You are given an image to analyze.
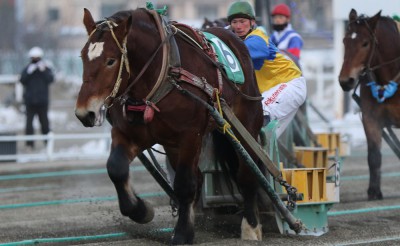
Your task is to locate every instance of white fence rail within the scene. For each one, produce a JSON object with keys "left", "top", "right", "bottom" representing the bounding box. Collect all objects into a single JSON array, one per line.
[{"left": 0, "top": 132, "right": 111, "bottom": 162}]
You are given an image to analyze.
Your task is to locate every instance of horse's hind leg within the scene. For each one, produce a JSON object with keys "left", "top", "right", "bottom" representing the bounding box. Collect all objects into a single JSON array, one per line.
[
  {"left": 238, "top": 160, "right": 262, "bottom": 240},
  {"left": 107, "top": 129, "right": 154, "bottom": 223},
  {"left": 363, "top": 119, "right": 383, "bottom": 200},
  {"left": 169, "top": 144, "right": 203, "bottom": 245},
  {"left": 213, "top": 131, "right": 262, "bottom": 240}
]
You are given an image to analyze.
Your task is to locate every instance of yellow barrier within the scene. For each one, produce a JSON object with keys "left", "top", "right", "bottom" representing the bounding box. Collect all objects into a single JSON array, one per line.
[
  {"left": 282, "top": 167, "right": 327, "bottom": 203},
  {"left": 316, "top": 133, "right": 341, "bottom": 157},
  {"left": 294, "top": 146, "right": 328, "bottom": 168}
]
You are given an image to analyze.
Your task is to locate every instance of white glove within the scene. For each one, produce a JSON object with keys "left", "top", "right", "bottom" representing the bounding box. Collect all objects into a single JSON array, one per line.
[
  {"left": 27, "top": 63, "right": 37, "bottom": 74},
  {"left": 37, "top": 61, "right": 47, "bottom": 72}
]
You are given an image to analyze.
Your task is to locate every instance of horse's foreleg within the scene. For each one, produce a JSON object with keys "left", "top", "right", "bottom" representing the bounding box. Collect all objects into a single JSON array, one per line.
[
  {"left": 238, "top": 162, "right": 262, "bottom": 241},
  {"left": 363, "top": 119, "right": 383, "bottom": 200},
  {"left": 107, "top": 131, "right": 154, "bottom": 223},
  {"left": 367, "top": 144, "right": 383, "bottom": 200}
]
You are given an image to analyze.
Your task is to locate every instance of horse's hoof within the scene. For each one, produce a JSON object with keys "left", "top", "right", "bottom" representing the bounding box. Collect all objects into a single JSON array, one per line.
[
  {"left": 170, "top": 228, "right": 194, "bottom": 245},
  {"left": 170, "top": 234, "right": 194, "bottom": 245},
  {"left": 367, "top": 188, "right": 383, "bottom": 201},
  {"left": 241, "top": 218, "right": 262, "bottom": 241},
  {"left": 128, "top": 198, "right": 154, "bottom": 224}
]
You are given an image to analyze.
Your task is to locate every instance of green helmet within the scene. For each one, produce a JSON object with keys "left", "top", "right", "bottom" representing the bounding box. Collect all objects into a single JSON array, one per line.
[{"left": 227, "top": 1, "right": 256, "bottom": 22}]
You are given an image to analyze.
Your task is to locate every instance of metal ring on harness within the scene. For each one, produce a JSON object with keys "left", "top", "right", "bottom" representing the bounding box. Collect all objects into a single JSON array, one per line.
[{"left": 103, "top": 95, "right": 115, "bottom": 109}]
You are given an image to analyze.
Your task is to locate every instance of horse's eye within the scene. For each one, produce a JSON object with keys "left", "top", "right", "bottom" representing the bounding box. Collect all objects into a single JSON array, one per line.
[
  {"left": 106, "top": 59, "right": 116, "bottom": 66},
  {"left": 362, "top": 41, "right": 369, "bottom": 47}
]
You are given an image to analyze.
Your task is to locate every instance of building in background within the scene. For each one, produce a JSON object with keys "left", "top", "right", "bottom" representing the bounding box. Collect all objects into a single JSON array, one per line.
[
  {"left": 5, "top": 0, "right": 333, "bottom": 51},
  {"left": 13, "top": 0, "right": 234, "bottom": 50}
]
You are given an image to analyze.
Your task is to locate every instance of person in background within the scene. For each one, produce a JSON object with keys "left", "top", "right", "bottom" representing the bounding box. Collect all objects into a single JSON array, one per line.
[
  {"left": 20, "top": 47, "right": 54, "bottom": 150},
  {"left": 227, "top": 0, "right": 307, "bottom": 137},
  {"left": 270, "top": 3, "right": 303, "bottom": 64}
]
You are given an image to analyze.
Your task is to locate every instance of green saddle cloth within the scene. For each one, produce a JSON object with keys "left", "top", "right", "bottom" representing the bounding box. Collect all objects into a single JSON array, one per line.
[{"left": 203, "top": 32, "right": 245, "bottom": 84}]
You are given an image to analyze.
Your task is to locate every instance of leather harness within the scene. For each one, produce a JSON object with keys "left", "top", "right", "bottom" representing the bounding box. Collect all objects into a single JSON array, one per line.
[{"left": 117, "top": 11, "right": 224, "bottom": 123}]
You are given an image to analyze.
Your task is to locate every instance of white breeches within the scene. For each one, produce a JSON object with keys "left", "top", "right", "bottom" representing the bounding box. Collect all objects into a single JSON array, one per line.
[{"left": 261, "top": 76, "right": 307, "bottom": 137}]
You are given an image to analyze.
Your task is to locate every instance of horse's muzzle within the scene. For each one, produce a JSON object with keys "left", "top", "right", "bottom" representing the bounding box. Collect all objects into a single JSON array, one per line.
[
  {"left": 75, "top": 110, "right": 97, "bottom": 127},
  {"left": 339, "top": 77, "right": 356, "bottom": 91}
]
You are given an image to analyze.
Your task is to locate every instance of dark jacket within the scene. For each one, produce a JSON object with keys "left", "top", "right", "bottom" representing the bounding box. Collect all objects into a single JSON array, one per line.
[{"left": 20, "top": 61, "right": 54, "bottom": 105}]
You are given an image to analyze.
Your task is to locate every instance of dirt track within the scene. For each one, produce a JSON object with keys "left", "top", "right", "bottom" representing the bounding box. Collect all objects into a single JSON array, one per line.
[{"left": 1, "top": 143, "right": 400, "bottom": 245}]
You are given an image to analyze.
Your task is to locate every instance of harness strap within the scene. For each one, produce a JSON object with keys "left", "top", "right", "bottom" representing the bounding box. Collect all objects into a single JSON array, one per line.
[
  {"left": 170, "top": 67, "right": 215, "bottom": 99},
  {"left": 127, "top": 104, "right": 147, "bottom": 111},
  {"left": 174, "top": 25, "right": 262, "bottom": 101},
  {"left": 173, "top": 24, "right": 223, "bottom": 94},
  {"left": 145, "top": 10, "right": 171, "bottom": 101},
  {"left": 118, "top": 10, "right": 174, "bottom": 104},
  {"left": 119, "top": 11, "right": 181, "bottom": 123},
  {"left": 198, "top": 31, "right": 224, "bottom": 94}
]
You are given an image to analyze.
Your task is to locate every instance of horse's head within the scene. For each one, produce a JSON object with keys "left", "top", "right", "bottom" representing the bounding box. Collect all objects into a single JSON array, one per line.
[
  {"left": 201, "top": 17, "right": 213, "bottom": 30},
  {"left": 201, "top": 17, "right": 229, "bottom": 30},
  {"left": 338, "top": 9, "right": 381, "bottom": 91},
  {"left": 75, "top": 8, "right": 132, "bottom": 127}
]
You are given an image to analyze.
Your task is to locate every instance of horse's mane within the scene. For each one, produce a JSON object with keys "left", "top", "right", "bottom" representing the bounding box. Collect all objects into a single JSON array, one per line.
[
  {"left": 90, "top": 10, "right": 133, "bottom": 39},
  {"left": 92, "top": 8, "right": 159, "bottom": 40},
  {"left": 95, "top": 10, "right": 133, "bottom": 25},
  {"left": 349, "top": 13, "right": 399, "bottom": 36},
  {"left": 201, "top": 17, "right": 229, "bottom": 30},
  {"left": 353, "top": 14, "right": 395, "bottom": 25}
]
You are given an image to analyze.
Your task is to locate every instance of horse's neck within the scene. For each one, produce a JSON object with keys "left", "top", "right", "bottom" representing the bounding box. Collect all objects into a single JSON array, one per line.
[
  {"left": 127, "top": 10, "right": 185, "bottom": 103},
  {"left": 373, "top": 53, "right": 399, "bottom": 82},
  {"left": 373, "top": 23, "right": 400, "bottom": 82}
]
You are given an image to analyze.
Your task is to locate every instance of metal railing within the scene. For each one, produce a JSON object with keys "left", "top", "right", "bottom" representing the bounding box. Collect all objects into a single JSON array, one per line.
[{"left": 0, "top": 132, "right": 111, "bottom": 162}]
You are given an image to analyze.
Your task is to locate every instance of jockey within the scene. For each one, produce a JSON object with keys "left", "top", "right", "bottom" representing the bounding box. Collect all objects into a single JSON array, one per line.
[
  {"left": 270, "top": 3, "right": 303, "bottom": 63},
  {"left": 227, "top": 0, "right": 307, "bottom": 137}
]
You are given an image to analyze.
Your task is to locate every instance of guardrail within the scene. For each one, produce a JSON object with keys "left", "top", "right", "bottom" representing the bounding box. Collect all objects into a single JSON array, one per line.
[
  {"left": 0, "top": 132, "right": 111, "bottom": 162},
  {"left": 0, "top": 74, "right": 19, "bottom": 84}
]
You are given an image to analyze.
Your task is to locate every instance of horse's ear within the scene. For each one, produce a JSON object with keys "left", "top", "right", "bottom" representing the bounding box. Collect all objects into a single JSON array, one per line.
[
  {"left": 368, "top": 10, "right": 382, "bottom": 30},
  {"left": 83, "top": 8, "right": 96, "bottom": 36},
  {"left": 349, "top": 9, "right": 358, "bottom": 21}
]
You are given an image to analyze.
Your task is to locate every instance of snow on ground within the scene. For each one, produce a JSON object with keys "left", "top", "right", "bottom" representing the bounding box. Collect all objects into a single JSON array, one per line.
[
  {"left": 0, "top": 105, "right": 71, "bottom": 133},
  {"left": 0, "top": 106, "right": 24, "bottom": 132}
]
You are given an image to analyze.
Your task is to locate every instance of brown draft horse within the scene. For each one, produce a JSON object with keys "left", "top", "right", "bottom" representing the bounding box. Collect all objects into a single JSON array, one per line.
[
  {"left": 339, "top": 9, "right": 400, "bottom": 200},
  {"left": 75, "top": 8, "right": 264, "bottom": 244}
]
